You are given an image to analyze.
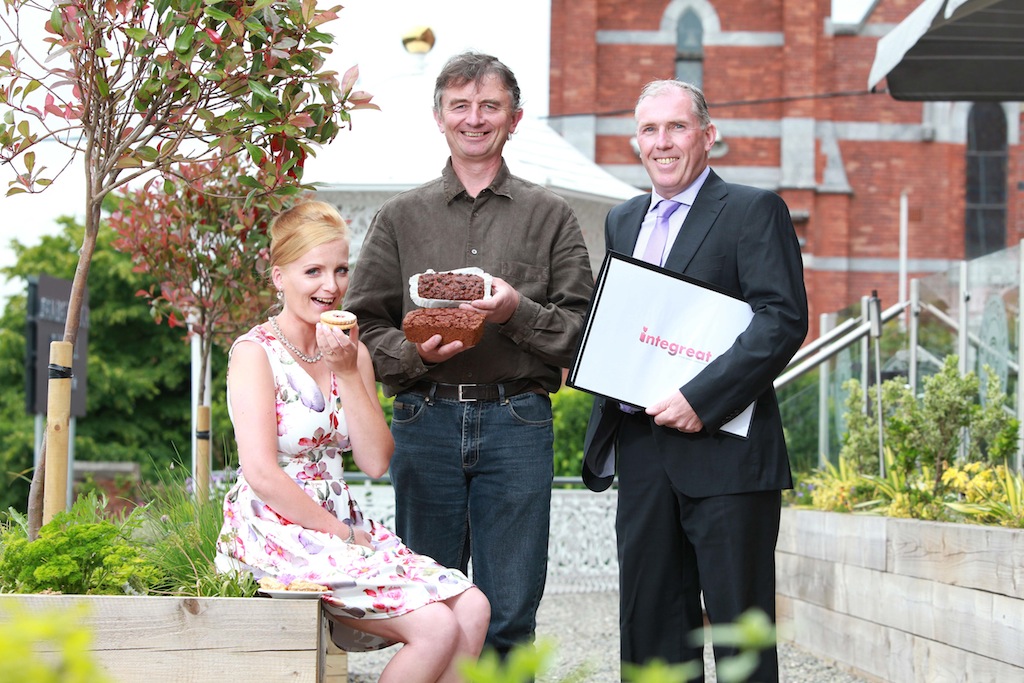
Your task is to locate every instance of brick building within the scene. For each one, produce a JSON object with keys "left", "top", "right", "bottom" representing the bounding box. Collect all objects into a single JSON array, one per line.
[{"left": 547, "top": 0, "right": 1024, "bottom": 338}]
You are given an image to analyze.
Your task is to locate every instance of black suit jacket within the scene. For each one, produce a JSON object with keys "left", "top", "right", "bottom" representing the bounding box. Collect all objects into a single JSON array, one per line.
[{"left": 582, "top": 169, "right": 808, "bottom": 496}]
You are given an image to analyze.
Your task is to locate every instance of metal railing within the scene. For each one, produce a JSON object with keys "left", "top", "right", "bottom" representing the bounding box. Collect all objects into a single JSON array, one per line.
[{"left": 774, "top": 245, "right": 1024, "bottom": 474}]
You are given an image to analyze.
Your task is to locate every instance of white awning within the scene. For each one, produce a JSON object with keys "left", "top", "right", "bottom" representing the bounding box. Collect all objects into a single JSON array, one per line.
[{"left": 868, "top": 0, "right": 1024, "bottom": 101}]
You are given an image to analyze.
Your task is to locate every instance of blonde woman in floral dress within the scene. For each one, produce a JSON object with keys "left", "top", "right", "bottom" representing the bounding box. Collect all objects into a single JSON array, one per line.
[{"left": 216, "top": 201, "right": 489, "bottom": 682}]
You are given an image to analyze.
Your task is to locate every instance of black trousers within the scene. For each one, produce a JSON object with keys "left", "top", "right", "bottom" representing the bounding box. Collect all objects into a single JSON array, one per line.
[{"left": 616, "top": 416, "right": 781, "bottom": 683}]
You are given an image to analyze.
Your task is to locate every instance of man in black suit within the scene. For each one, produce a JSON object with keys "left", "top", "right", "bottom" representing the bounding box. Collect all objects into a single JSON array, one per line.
[{"left": 582, "top": 80, "right": 808, "bottom": 682}]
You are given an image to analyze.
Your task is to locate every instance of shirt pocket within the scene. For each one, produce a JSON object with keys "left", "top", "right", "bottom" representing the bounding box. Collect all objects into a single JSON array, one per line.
[{"left": 499, "top": 261, "right": 550, "bottom": 301}]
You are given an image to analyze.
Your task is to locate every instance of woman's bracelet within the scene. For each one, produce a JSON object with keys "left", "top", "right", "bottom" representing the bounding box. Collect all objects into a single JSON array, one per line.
[{"left": 343, "top": 522, "right": 355, "bottom": 543}]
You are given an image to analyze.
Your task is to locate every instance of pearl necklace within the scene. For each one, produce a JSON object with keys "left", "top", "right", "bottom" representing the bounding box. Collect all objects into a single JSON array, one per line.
[{"left": 269, "top": 316, "right": 322, "bottom": 364}]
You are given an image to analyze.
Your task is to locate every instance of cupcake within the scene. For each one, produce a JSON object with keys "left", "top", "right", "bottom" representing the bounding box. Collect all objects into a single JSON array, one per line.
[{"left": 320, "top": 310, "right": 357, "bottom": 333}]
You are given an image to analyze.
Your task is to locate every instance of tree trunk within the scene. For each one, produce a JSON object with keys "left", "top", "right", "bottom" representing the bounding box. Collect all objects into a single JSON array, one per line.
[
  {"left": 26, "top": 194, "right": 102, "bottom": 534},
  {"left": 26, "top": 446, "right": 45, "bottom": 540}
]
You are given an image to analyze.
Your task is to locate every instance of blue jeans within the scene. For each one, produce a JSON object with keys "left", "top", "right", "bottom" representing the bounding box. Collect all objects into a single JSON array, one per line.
[{"left": 390, "top": 389, "right": 554, "bottom": 653}]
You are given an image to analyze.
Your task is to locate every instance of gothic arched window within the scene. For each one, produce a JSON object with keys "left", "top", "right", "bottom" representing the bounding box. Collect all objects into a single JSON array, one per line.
[
  {"left": 965, "top": 103, "right": 1007, "bottom": 259},
  {"left": 675, "top": 9, "right": 704, "bottom": 87}
]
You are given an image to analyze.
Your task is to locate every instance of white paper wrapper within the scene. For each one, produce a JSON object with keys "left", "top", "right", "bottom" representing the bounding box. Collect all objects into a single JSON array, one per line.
[{"left": 409, "top": 267, "right": 493, "bottom": 308}]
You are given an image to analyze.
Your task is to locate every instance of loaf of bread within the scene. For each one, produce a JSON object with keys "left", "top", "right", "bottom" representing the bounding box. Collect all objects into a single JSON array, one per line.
[
  {"left": 409, "top": 268, "right": 493, "bottom": 308},
  {"left": 417, "top": 272, "right": 486, "bottom": 301},
  {"left": 403, "top": 308, "right": 485, "bottom": 346}
]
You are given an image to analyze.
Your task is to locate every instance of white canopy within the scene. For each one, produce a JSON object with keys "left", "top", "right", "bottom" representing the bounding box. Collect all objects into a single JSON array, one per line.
[{"left": 868, "top": 0, "right": 1024, "bottom": 101}]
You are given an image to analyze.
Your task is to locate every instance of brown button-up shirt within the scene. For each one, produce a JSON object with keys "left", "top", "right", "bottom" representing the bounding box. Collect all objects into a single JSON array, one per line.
[{"left": 345, "top": 159, "right": 594, "bottom": 396}]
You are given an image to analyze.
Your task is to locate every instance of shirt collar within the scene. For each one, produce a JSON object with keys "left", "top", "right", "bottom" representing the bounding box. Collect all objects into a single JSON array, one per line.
[
  {"left": 648, "top": 165, "right": 712, "bottom": 213},
  {"left": 442, "top": 158, "right": 514, "bottom": 203}
]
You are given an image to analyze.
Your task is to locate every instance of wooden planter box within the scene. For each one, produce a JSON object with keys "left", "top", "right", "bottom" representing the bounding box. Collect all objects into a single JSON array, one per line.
[
  {"left": 0, "top": 594, "right": 347, "bottom": 682},
  {"left": 776, "top": 508, "right": 1024, "bottom": 681}
]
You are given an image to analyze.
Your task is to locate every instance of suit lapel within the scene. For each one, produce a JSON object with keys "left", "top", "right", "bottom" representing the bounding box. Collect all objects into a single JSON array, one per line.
[
  {"left": 613, "top": 195, "right": 650, "bottom": 254},
  {"left": 664, "top": 171, "right": 727, "bottom": 273}
]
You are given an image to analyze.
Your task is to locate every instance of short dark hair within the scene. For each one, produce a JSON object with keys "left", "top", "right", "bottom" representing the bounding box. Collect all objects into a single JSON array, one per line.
[{"left": 433, "top": 51, "right": 522, "bottom": 113}]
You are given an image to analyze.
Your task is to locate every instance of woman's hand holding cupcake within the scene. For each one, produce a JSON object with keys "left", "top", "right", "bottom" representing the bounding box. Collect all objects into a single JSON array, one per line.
[{"left": 317, "top": 310, "right": 360, "bottom": 377}]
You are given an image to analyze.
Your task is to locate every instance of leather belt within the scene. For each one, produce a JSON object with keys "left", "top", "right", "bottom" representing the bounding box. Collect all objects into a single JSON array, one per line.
[{"left": 409, "top": 380, "right": 545, "bottom": 402}]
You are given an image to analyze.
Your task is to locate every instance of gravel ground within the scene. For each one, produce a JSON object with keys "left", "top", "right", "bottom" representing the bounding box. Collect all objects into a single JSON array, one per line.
[{"left": 346, "top": 591, "right": 870, "bottom": 682}]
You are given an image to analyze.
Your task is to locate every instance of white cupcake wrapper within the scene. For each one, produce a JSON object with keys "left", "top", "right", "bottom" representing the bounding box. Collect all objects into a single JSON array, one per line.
[{"left": 409, "top": 267, "right": 493, "bottom": 308}]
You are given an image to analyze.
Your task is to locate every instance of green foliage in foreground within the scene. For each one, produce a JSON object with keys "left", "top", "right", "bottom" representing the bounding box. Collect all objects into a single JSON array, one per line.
[
  {"left": 0, "top": 601, "right": 112, "bottom": 683},
  {"left": 459, "top": 608, "right": 777, "bottom": 683}
]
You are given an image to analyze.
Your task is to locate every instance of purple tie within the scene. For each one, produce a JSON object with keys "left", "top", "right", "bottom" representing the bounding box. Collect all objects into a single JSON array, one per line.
[{"left": 642, "top": 200, "right": 682, "bottom": 266}]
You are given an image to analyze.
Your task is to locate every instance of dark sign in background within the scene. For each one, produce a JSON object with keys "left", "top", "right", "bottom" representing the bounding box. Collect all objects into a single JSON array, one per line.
[{"left": 25, "top": 274, "right": 89, "bottom": 417}]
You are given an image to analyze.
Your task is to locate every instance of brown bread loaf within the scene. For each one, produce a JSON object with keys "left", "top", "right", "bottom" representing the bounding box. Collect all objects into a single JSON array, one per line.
[
  {"left": 417, "top": 272, "right": 486, "bottom": 301},
  {"left": 403, "top": 308, "right": 486, "bottom": 346}
]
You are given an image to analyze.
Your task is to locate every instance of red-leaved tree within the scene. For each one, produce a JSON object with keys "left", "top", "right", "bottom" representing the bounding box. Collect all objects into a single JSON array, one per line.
[
  {"left": 0, "top": 0, "right": 376, "bottom": 533},
  {"left": 110, "top": 155, "right": 305, "bottom": 409}
]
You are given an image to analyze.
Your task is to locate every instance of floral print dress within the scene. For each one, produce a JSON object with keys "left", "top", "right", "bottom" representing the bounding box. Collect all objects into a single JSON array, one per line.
[{"left": 215, "top": 324, "right": 475, "bottom": 652}]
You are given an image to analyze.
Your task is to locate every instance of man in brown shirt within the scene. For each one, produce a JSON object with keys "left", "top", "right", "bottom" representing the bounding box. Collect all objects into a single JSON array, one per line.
[{"left": 345, "top": 51, "right": 593, "bottom": 656}]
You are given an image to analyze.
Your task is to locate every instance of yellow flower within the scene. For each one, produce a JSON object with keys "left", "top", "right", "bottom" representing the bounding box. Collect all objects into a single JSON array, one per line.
[{"left": 942, "top": 467, "right": 969, "bottom": 491}]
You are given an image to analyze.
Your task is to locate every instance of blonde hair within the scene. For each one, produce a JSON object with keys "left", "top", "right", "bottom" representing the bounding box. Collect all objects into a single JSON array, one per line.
[{"left": 269, "top": 201, "right": 349, "bottom": 269}]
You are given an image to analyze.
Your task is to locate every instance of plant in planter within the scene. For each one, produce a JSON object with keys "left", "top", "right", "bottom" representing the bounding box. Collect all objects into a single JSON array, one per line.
[
  {"left": 0, "top": 492, "right": 160, "bottom": 595},
  {"left": 944, "top": 460, "right": 1024, "bottom": 527},
  {"left": 788, "top": 355, "right": 1022, "bottom": 525},
  {"left": 133, "top": 473, "right": 257, "bottom": 597},
  {"left": 0, "top": 478, "right": 255, "bottom": 597},
  {"left": 1, "top": 482, "right": 333, "bottom": 682}
]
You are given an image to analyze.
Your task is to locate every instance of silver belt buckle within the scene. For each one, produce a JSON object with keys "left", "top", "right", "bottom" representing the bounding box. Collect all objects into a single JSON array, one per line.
[{"left": 457, "top": 384, "right": 475, "bottom": 401}]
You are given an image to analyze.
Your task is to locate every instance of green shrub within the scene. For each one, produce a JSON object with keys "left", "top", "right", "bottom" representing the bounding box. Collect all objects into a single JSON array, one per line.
[
  {"left": 0, "top": 492, "right": 159, "bottom": 595},
  {"left": 838, "top": 356, "right": 1017, "bottom": 488},
  {"left": 551, "top": 386, "right": 593, "bottom": 480},
  {"left": 0, "top": 479, "right": 258, "bottom": 598}
]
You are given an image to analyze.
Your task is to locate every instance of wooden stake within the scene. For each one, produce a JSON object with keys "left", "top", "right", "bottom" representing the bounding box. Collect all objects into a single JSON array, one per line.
[
  {"left": 196, "top": 404, "right": 211, "bottom": 499},
  {"left": 43, "top": 341, "right": 73, "bottom": 524}
]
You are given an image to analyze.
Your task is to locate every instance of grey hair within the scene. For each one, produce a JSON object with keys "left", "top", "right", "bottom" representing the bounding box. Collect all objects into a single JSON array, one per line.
[
  {"left": 433, "top": 51, "right": 522, "bottom": 114},
  {"left": 635, "top": 80, "right": 711, "bottom": 129}
]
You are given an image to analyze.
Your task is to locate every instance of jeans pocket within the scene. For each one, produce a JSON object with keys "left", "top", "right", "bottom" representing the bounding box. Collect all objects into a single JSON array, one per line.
[
  {"left": 391, "top": 394, "right": 427, "bottom": 425},
  {"left": 505, "top": 392, "right": 553, "bottom": 426}
]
